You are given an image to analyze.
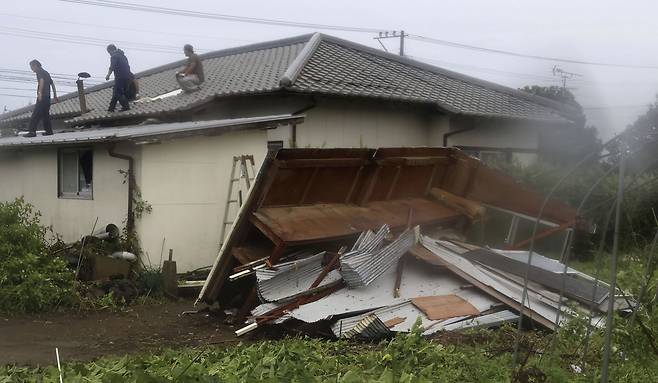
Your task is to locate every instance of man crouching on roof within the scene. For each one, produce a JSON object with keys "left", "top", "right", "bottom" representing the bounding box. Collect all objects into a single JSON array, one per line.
[{"left": 176, "top": 44, "right": 204, "bottom": 93}]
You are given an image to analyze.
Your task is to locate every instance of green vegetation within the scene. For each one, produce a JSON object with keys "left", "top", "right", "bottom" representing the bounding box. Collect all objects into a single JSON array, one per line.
[
  {"left": 1, "top": 317, "right": 657, "bottom": 382},
  {"left": 0, "top": 198, "right": 165, "bottom": 315},
  {"left": 0, "top": 198, "right": 77, "bottom": 313}
]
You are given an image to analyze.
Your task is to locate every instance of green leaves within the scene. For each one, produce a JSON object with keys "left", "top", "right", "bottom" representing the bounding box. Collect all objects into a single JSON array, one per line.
[{"left": 0, "top": 198, "right": 76, "bottom": 314}]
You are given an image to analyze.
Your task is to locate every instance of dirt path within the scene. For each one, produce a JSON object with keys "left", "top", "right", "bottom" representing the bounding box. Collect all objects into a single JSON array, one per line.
[{"left": 0, "top": 300, "right": 238, "bottom": 366}]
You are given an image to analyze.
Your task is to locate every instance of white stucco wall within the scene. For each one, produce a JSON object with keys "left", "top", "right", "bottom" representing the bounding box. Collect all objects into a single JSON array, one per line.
[
  {"left": 298, "top": 99, "right": 430, "bottom": 148},
  {"left": 135, "top": 129, "right": 268, "bottom": 272},
  {"left": 0, "top": 144, "right": 130, "bottom": 242}
]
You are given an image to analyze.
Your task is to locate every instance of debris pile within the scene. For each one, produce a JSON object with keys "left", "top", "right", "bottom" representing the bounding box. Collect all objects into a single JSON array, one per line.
[{"left": 198, "top": 148, "right": 630, "bottom": 338}]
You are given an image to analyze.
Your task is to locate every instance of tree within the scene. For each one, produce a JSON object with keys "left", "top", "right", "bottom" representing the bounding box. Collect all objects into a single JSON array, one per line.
[{"left": 521, "top": 85, "right": 600, "bottom": 164}]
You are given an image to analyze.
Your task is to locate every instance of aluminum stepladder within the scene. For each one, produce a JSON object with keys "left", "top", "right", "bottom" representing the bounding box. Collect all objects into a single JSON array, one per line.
[{"left": 219, "top": 155, "right": 256, "bottom": 247}]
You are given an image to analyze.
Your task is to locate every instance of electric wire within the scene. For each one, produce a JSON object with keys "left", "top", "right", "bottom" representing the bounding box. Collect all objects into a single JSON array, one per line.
[{"left": 59, "top": 0, "right": 383, "bottom": 33}]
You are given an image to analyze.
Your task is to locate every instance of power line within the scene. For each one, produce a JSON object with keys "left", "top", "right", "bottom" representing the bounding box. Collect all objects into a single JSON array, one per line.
[
  {"left": 407, "top": 34, "right": 658, "bottom": 70},
  {"left": 59, "top": 0, "right": 658, "bottom": 70},
  {"left": 410, "top": 55, "right": 559, "bottom": 83},
  {"left": 0, "top": 12, "right": 256, "bottom": 44},
  {"left": 0, "top": 25, "right": 185, "bottom": 54},
  {"left": 0, "top": 93, "right": 34, "bottom": 99},
  {"left": 59, "top": 0, "right": 382, "bottom": 33}
]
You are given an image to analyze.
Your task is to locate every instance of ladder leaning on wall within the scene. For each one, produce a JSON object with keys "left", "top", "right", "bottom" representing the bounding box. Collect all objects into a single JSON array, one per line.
[{"left": 219, "top": 155, "right": 256, "bottom": 248}]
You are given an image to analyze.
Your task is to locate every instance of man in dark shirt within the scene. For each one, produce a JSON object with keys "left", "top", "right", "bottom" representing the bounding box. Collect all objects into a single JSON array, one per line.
[
  {"left": 105, "top": 44, "right": 132, "bottom": 112},
  {"left": 176, "top": 44, "right": 204, "bottom": 92},
  {"left": 26, "top": 59, "right": 58, "bottom": 137}
]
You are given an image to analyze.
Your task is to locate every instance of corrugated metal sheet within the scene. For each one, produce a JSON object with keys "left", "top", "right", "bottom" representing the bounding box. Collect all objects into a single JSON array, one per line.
[
  {"left": 441, "top": 310, "right": 519, "bottom": 332},
  {"left": 0, "top": 114, "right": 302, "bottom": 148},
  {"left": 340, "top": 226, "right": 416, "bottom": 288},
  {"left": 335, "top": 314, "right": 392, "bottom": 339},
  {"left": 266, "top": 257, "right": 498, "bottom": 324},
  {"left": 255, "top": 251, "right": 342, "bottom": 303}
]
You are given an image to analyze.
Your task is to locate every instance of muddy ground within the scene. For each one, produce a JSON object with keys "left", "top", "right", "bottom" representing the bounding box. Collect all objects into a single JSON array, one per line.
[{"left": 0, "top": 300, "right": 239, "bottom": 366}]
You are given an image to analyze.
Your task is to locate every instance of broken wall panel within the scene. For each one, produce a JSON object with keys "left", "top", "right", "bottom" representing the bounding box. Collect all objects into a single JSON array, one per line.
[{"left": 411, "top": 295, "right": 480, "bottom": 321}]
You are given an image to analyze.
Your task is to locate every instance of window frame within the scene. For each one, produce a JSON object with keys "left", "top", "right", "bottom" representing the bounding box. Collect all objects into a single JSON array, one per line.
[{"left": 57, "top": 147, "right": 94, "bottom": 200}]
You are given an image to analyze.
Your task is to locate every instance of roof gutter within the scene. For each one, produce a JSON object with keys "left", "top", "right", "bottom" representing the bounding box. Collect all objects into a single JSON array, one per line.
[
  {"left": 107, "top": 144, "right": 135, "bottom": 237},
  {"left": 443, "top": 126, "right": 475, "bottom": 147}
]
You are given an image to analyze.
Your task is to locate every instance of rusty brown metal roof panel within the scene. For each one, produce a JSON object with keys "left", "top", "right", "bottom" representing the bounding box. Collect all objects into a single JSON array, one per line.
[
  {"left": 199, "top": 147, "right": 577, "bottom": 306},
  {"left": 252, "top": 199, "right": 460, "bottom": 245}
]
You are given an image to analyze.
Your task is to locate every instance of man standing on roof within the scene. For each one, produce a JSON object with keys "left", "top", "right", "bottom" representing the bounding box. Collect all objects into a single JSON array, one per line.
[
  {"left": 105, "top": 44, "right": 132, "bottom": 112},
  {"left": 26, "top": 60, "right": 58, "bottom": 138},
  {"left": 176, "top": 44, "right": 204, "bottom": 93}
]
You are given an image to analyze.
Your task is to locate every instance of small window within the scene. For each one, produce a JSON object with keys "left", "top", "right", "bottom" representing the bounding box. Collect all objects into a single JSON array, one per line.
[{"left": 58, "top": 148, "right": 93, "bottom": 199}]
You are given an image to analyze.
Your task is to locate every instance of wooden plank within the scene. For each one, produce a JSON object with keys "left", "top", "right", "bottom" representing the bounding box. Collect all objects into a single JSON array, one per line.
[
  {"left": 411, "top": 295, "right": 480, "bottom": 321},
  {"left": 277, "top": 158, "right": 366, "bottom": 169},
  {"left": 386, "top": 166, "right": 402, "bottom": 200},
  {"left": 300, "top": 167, "right": 320, "bottom": 204},
  {"left": 249, "top": 214, "right": 285, "bottom": 247},
  {"left": 429, "top": 188, "right": 485, "bottom": 219},
  {"left": 376, "top": 157, "right": 450, "bottom": 167},
  {"left": 384, "top": 317, "right": 407, "bottom": 328},
  {"left": 506, "top": 220, "right": 574, "bottom": 250},
  {"left": 252, "top": 199, "right": 463, "bottom": 245}
]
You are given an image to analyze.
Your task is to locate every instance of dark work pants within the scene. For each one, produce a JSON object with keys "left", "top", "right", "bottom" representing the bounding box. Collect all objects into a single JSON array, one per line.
[
  {"left": 109, "top": 78, "right": 131, "bottom": 111},
  {"left": 27, "top": 101, "right": 53, "bottom": 134}
]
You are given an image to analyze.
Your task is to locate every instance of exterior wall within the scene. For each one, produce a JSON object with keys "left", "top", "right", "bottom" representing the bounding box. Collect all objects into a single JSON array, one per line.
[
  {"left": 446, "top": 118, "right": 546, "bottom": 165},
  {"left": 135, "top": 130, "right": 268, "bottom": 272},
  {"left": 297, "top": 98, "right": 430, "bottom": 148},
  {"left": 0, "top": 144, "right": 130, "bottom": 242},
  {"left": 0, "top": 94, "right": 567, "bottom": 272}
]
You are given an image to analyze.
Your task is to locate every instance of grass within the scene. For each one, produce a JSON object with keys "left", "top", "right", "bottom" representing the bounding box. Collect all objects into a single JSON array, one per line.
[{"left": 2, "top": 321, "right": 658, "bottom": 383}]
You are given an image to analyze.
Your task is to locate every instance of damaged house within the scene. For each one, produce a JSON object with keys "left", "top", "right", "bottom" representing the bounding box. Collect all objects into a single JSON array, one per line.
[
  {"left": 0, "top": 33, "right": 581, "bottom": 272},
  {"left": 198, "top": 148, "right": 630, "bottom": 337}
]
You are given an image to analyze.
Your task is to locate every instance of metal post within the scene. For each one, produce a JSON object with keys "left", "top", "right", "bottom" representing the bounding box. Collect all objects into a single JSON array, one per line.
[
  {"left": 601, "top": 145, "right": 626, "bottom": 383},
  {"left": 505, "top": 215, "right": 520, "bottom": 246}
]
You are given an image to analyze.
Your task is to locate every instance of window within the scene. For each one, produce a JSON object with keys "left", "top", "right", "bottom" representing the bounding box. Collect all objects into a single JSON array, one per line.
[{"left": 58, "top": 148, "right": 93, "bottom": 199}]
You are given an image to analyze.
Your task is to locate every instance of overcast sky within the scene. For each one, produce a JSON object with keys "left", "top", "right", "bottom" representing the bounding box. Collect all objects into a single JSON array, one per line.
[{"left": 2, "top": 0, "right": 658, "bottom": 139}]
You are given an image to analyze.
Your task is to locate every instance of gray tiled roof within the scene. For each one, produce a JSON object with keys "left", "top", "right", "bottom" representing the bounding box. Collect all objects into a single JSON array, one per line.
[
  {"left": 0, "top": 33, "right": 578, "bottom": 127},
  {"left": 293, "top": 39, "right": 568, "bottom": 122}
]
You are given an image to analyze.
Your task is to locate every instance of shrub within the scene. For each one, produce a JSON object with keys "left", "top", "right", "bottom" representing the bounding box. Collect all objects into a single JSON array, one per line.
[{"left": 0, "top": 198, "right": 77, "bottom": 313}]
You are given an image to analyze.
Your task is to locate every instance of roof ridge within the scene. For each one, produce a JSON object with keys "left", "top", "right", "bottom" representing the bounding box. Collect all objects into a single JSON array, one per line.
[
  {"left": 279, "top": 33, "right": 323, "bottom": 87},
  {"left": 315, "top": 33, "right": 581, "bottom": 120},
  {"left": 0, "top": 33, "right": 315, "bottom": 122}
]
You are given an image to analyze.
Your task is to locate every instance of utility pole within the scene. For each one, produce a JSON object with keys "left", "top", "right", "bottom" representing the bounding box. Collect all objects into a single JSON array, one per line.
[
  {"left": 552, "top": 66, "right": 581, "bottom": 91},
  {"left": 374, "top": 30, "right": 408, "bottom": 56}
]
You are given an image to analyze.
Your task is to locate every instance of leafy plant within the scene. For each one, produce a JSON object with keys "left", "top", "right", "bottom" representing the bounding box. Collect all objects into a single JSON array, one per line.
[{"left": 0, "top": 198, "right": 77, "bottom": 313}]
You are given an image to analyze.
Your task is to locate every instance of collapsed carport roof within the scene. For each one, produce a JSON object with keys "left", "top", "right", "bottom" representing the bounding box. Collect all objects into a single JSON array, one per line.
[{"left": 198, "top": 147, "right": 577, "bottom": 305}]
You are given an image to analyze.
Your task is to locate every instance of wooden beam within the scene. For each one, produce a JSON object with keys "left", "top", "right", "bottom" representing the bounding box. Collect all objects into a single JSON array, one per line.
[
  {"left": 345, "top": 166, "right": 363, "bottom": 203},
  {"left": 277, "top": 158, "right": 366, "bottom": 169},
  {"left": 249, "top": 215, "right": 285, "bottom": 248},
  {"left": 359, "top": 165, "right": 381, "bottom": 205},
  {"left": 385, "top": 166, "right": 402, "bottom": 200},
  {"left": 506, "top": 220, "right": 574, "bottom": 250},
  {"left": 300, "top": 167, "right": 320, "bottom": 204}
]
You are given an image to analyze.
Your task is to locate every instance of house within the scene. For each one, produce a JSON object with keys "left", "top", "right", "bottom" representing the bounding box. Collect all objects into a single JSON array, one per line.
[{"left": 0, "top": 33, "right": 580, "bottom": 272}]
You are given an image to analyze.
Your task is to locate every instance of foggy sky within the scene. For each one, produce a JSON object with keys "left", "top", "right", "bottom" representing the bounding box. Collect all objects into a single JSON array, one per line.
[{"left": 2, "top": 0, "right": 658, "bottom": 139}]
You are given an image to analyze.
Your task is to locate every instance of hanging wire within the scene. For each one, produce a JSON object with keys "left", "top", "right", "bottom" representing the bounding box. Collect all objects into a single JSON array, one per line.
[
  {"left": 628, "top": 229, "right": 658, "bottom": 326},
  {"left": 511, "top": 133, "right": 623, "bottom": 368},
  {"left": 547, "top": 137, "right": 658, "bottom": 356}
]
